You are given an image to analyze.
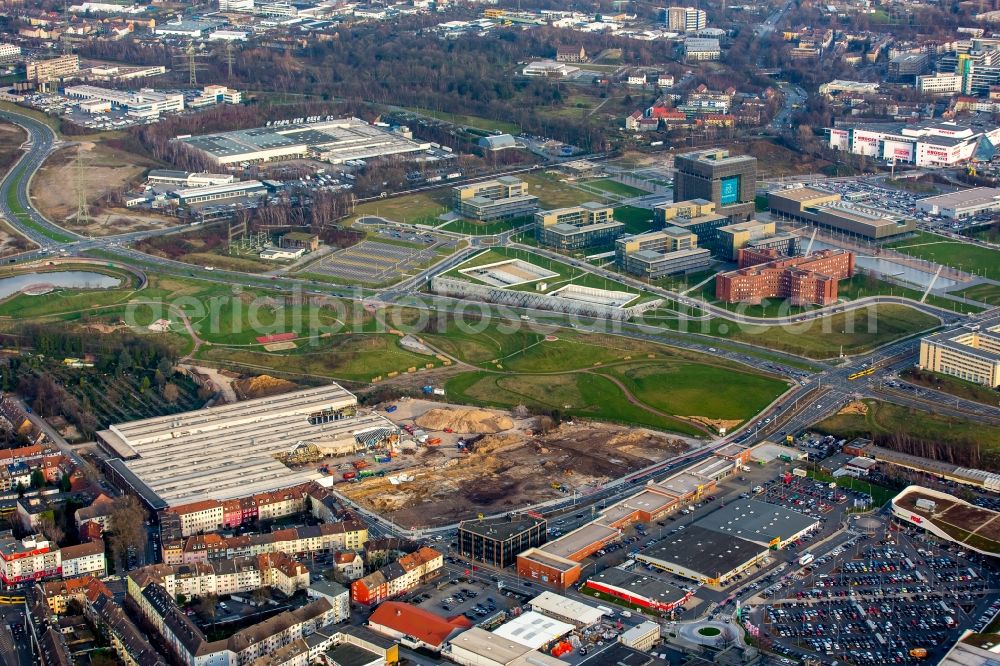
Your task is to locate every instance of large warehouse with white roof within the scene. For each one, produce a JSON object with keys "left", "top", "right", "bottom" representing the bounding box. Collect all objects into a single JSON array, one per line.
[
  {"left": 96, "top": 384, "right": 398, "bottom": 509},
  {"left": 178, "top": 118, "right": 430, "bottom": 165}
]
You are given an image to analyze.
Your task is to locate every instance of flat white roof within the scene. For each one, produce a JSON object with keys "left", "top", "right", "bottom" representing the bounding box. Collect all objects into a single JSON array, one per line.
[
  {"left": 529, "top": 591, "right": 605, "bottom": 626},
  {"left": 917, "top": 187, "right": 1000, "bottom": 210},
  {"left": 99, "top": 384, "right": 397, "bottom": 506},
  {"left": 493, "top": 611, "right": 574, "bottom": 650}
]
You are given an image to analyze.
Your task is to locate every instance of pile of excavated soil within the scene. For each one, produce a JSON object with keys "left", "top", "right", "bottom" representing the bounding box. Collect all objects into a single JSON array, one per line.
[
  {"left": 838, "top": 401, "right": 869, "bottom": 416},
  {"left": 415, "top": 407, "right": 514, "bottom": 434},
  {"left": 234, "top": 374, "right": 298, "bottom": 399},
  {"left": 684, "top": 416, "right": 742, "bottom": 432}
]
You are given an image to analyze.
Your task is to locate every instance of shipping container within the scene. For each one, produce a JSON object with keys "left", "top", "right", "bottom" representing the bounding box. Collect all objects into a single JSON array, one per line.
[
  {"left": 342, "top": 472, "right": 357, "bottom": 480},
  {"left": 427, "top": 437, "right": 442, "bottom": 445}
]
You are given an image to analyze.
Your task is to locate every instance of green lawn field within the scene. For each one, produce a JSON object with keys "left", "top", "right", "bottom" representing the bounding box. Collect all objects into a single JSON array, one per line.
[
  {"left": 446, "top": 370, "right": 704, "bottom": 435},
  {"left": 583, "top": 178, "right": 648, "bottom": 198},
  {"left": 351, "top": 190, "right": 450, "bottom": 225},
  {"left": 406, "top": 108, "right": 520, "bottom": 135},
  {"left": 814, "top": 399, "right": 1000, "bottom": 471},
  {"left": 599, "top": 361, "right": 788, "bottom": 421},
  {"left": 887, "top": 232, "right": 1000, "bottom": 280},
  {"left": 520, "top": 172, "right": 604, "bottom": 208},
  {"left": 953, "top": 282, "right": 1000, "bottom": 305},
  {"left": 197, "top": 333, "right": 437, "bottom": 382},
  {"left": 613, "top": 205, "right": 655, "bottom": 234}
]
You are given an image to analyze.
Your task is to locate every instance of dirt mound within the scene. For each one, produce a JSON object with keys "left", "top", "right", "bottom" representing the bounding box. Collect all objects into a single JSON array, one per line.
[
  {"left": 684, "top": 416, "right": 742, "bottom": 432},
  {"left": 415, "top": 407, "right": 514, "bottom": 434},
  {"left": 838, "top": 401, "right": 869, "bottom": 416},
  {"left": 234, "top": 375, "right": 298, "bottom": 399}
]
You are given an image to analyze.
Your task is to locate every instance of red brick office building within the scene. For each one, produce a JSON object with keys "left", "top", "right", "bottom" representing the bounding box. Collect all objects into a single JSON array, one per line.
[{"left": 716, "top": 248, "right": 855, "bottom": 305}]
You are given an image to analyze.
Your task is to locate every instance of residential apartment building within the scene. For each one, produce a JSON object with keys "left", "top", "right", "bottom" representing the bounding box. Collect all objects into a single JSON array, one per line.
[
  {"left": 652, "top": 199, "right": 730, "bottom": 253},
  {"left": 42, "top": 575, "right": 111, "bottom": 616},
  {"left": 0, "top": 44, "right": 20, "bottom": 63},
  {"left": 615, "top": 227, "right": 712, "bottom": 278},
  {"left": 0, "top": 532, "right": 60, "bottom": 585},
  {"left": 674, "top": 149, "right": 757, "bottom": 222},
  {"left": 715, "top": 248, "right": 855, "bottom": 305},
  {"left": 454, "top": 176, "right": 539, "bottom": 221},
  {"left": 920, "top": 319, "right": 1000, "bottom": 387},
  {"left": 85, "top": 592, "right": 169, "bottom": 666},
  {"left": 131, "top": 581, "right": 337, "bottom": 666},
  {"left": 59, "top": 541, "right": 106, "bottom": 579},
  {"left": 666, "top": 6, "right": 706, "bottom": 31},
  {"left": 171, "top": 520, "right": 368, "bottom": 566},
  {"left": 129, "top": 551, "right": 310, "bottom": 601},
  {"left": 458, "top": 515, "right": 547, "bottom": 568},
  {"left": 167, "top": 485, "right": 311, "bottom": 537},
  {"left": 350, "top": 546, "right": 443, "bottom": 604},
  {"left": 74, "top": 493, "right": 115, "bottom": 533},
  {"left": 683, "top": 38, "right": 721, "bottom": 61},
  {"left": 535, "top": 202, "right": 624, "bottom": 250}
]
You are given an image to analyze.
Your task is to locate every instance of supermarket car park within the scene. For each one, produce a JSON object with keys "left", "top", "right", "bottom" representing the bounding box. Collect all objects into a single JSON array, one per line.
[{"left": 751, "top": 520, "right": 1000, "bottom": 664}]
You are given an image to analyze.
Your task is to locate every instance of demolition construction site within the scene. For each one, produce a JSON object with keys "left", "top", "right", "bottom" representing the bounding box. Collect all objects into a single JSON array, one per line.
[{"left": 336, "top": 398, "right": 692, "bottom": 529}]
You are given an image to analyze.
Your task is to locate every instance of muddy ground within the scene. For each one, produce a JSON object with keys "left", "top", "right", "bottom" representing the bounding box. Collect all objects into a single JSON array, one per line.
[{"left": 340, "top": 400, "right": 693, "bottom": 528}]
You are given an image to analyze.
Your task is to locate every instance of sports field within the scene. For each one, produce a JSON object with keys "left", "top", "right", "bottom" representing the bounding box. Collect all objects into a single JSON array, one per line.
[{"left": 887, "top": 232, "right": 1000, "bottom": 280}]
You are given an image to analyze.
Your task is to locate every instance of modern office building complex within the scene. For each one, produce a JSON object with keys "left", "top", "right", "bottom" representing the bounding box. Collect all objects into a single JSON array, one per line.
[
  {"left": 717, "top": 220, "right": 797, "bottom": 261},
  {"left": 666, "top": 6, "right": 706, "bottom": 31},
  {"left": 916, "top": 187, "right": 1000, "bottom": 220},
  {"left": 615, "top": 227, "right": 712, "bottom": 278},
  {"left": 715, "top": 248, "right": 855, "bottom": 305},
  {"left": 920, "top": 319, "right": 1000, "bottom": 387},
  {"left": 179, "top": 118, "right": 430, "bottom": 166},
  {"left": 653, "top": 199, "right": 730, "bottom": 254},
  {"left": 458, "top": 515, "right": 547, "bottom": 568},
  {"left": 827, "top": 120, "right": 1000, "bottom": 167},
  {"left": 674, "top": 149, "right": 757, "bottom": 222},
  {"left": 454, "top": 176, "right": 539, "bottom": 221},
  {"left": 535, "top": 202, "right": 624, "bottom": 250},
  {"left": 768, "top": 186, "right": 916, "bottom": 239}
]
